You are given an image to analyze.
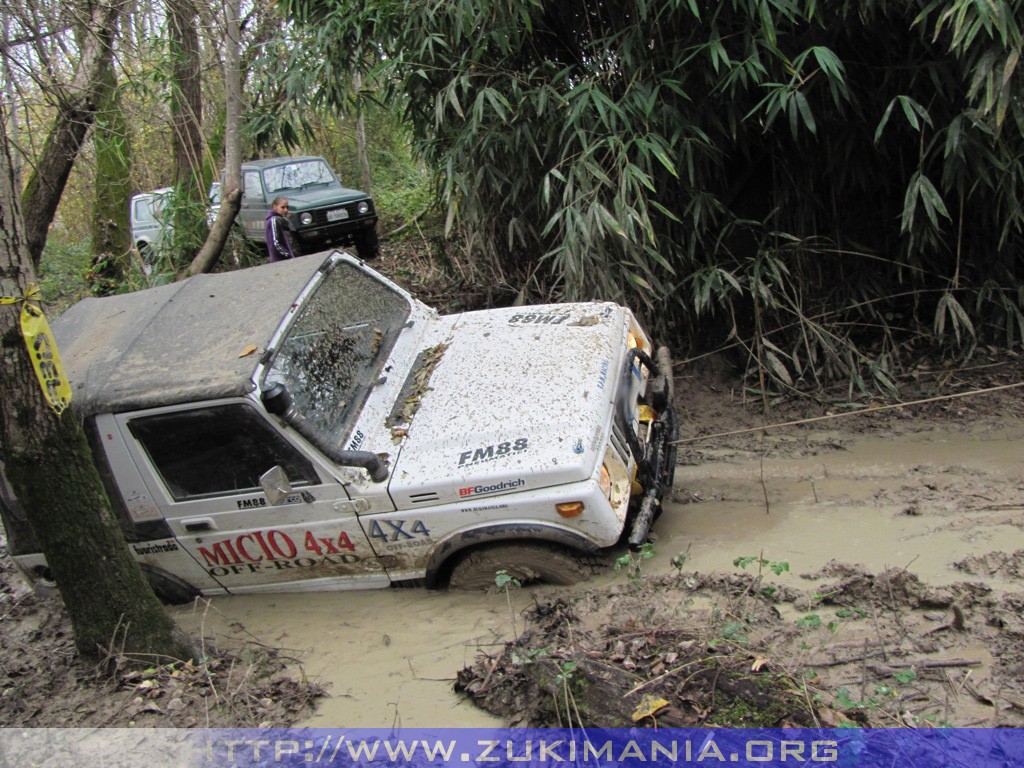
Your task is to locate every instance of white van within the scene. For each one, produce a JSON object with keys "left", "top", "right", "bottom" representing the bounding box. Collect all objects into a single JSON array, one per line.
[{"left": 129, "top": 188, "right": 173, "bottom": 272}]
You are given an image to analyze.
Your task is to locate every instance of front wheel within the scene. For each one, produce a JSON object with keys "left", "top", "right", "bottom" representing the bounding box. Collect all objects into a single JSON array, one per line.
[
  {"left": 354, "top": 227, "right": 380, "bottom": 260},
  {"left": 448, "top": 543, "right": 600, "bottom": 590}
]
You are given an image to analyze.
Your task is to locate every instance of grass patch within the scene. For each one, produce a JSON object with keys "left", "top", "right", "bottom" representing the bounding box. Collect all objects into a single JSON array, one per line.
[{"left": 38, "top": 233, "right": 93, "bottom": 314}]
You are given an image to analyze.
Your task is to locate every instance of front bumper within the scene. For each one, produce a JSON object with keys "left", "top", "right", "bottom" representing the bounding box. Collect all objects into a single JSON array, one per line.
[{"left": 296, "top": 216, "right": 377, "bottom": 250}]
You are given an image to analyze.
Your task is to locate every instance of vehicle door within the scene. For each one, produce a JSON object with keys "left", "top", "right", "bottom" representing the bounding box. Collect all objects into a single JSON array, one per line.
[
  {"left": 115, "top": 399, "right": 389, "bottom": 593},
  {"left": 238, "top": 169, "right": 267, "bottom": 243},
  {"left": 130, "top": 195, "right": 164, "bottom": 260}
]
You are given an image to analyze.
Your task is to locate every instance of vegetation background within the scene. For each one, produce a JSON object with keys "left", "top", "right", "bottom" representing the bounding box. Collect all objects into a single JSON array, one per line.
[{"left": 8, "top": 0, "right": 1024, "bottom": 397}]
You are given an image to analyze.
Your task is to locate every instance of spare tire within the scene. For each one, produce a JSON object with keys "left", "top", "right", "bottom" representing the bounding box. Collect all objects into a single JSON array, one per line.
[{"left": 448, "top": 543, "right": 600, "bottom": 591}]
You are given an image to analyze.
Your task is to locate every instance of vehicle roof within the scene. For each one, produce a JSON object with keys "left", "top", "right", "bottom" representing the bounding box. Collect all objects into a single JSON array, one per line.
[
  {"left": 241, "top": 156, "right": 326, "bottom": 170},
  {"left": 52, "top": 255, "right": 331, "bottom": 417},
  {"left": 132, "top": 187, "right": 172, "bottom": 200}
]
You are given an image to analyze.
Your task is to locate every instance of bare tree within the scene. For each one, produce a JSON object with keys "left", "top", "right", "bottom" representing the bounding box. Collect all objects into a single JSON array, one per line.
[
  {"left": 187, "top": 0, "right": 242, "bottom": 274},
  {"left": 0, "top": 98, "right": 190, "bottom": 661},
  {"left": 18, "top": 0, "right": 128, "bottom": 268}
]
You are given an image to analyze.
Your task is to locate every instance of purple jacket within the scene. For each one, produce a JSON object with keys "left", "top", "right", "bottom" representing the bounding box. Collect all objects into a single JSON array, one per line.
[{"left": 265, "top": 210, "right": 297, "bottom": 262}]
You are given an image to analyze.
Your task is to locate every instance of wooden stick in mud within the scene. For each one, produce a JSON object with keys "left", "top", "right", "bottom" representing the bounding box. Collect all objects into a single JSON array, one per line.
[{"left": 869, "top": 658, "right": 983, "bottom": 674}]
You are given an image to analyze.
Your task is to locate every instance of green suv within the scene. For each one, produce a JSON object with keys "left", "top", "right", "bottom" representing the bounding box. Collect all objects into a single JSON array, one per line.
[{"left": 235, "top": 156, "right": 379, "bottom": 260}]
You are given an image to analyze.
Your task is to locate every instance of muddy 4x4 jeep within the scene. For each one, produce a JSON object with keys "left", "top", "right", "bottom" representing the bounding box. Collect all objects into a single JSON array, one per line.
[
  {"left": 235, "top": 156, "right": 379, "bottom": 260},
  {"left": 1, "top": 252, "right": 676, "bottom": 601}
]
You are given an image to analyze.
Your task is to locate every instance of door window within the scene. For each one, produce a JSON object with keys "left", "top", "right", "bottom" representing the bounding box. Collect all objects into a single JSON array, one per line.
[
  {"left": 243, "top": 171, "right": 264, "bottom": 200},
  {"left": 134, "top": 198, "right": 153, "bottom": 222},
  {"left": 128, "top": 404, "right": 318, "bottom": 502}
]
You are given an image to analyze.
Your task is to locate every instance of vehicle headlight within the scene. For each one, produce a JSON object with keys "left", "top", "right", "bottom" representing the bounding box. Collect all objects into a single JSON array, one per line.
[
  {"left": 599, "top": 463, "right": 612, "bottom": 498},
  {"left": 357, "top": 201, "right": 370, "bottom": 215},
  {"left": 628, "top": 321, "right": 652, "bottom": 354},
  {"left": 602, "top": 447, "right": 630, "bottom": 523},
  {"left": 300, "top": 212, "right": 313, "bottom": 225},
  {"left": 556, "top": 501, "right": 585, "bottom": 518}
]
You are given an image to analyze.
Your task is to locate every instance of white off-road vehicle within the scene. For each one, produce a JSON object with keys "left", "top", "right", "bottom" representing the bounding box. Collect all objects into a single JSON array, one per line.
[{"left": 2, "top": 252, "right": 676, "bottom": 600}]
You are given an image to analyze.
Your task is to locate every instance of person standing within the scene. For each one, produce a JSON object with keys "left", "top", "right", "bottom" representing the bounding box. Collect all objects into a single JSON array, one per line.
[{"left": 265, "top": 197, "right": 298, "bottom": 262}]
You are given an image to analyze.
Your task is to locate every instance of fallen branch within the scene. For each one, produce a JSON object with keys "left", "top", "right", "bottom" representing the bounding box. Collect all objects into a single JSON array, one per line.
[{"left": 869, "top": 658, "right": 983, "bottom": 675}]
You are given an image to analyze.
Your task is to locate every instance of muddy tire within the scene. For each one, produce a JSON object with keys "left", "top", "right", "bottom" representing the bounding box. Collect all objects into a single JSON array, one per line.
[
  {"left": 355, "top": 227, "right": 380, "bottom": 260},
  {"left": 137, "top": 242, "right": 154, "bottom": 275},
  {"left": 448, "top": 543, "right": 599, "bottom": 590}
]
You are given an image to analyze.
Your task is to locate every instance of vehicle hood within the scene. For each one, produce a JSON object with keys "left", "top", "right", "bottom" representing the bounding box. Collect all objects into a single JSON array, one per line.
[
  {"left": 386, "top": 303, "right": 629, "bottom": 507},
  {"left": 282, "top": 186, "right": 369, "bottom": 209}
]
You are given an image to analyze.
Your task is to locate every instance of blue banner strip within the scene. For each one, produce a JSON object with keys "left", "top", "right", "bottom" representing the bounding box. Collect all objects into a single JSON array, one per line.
[
  {"left": 194, "top": 728, "right": 1023, "bottom": 768},
  {"left": 2, "top": 727, "right": 1023, "bottom": 767}
]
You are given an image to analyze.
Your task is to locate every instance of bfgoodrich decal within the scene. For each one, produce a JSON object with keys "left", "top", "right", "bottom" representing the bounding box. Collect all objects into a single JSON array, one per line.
[{"left": 459, "top": 479, "right": 526, "bottom": 498}]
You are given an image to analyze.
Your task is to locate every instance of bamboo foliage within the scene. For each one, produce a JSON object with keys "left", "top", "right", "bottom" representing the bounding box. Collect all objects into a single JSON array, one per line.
[{"left": 281, "top": 0, "right": 1024, "bottom": 391}]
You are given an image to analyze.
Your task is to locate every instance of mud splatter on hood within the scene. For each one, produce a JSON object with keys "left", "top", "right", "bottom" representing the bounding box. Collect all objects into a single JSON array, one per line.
[{"left": 387, "top": 303, "right": 630, "bottom": 506}]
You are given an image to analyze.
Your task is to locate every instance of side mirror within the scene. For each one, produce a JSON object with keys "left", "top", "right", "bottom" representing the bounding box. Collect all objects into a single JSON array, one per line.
[{"left": 259, "top": 465, "right": 293, "bottom": 506}]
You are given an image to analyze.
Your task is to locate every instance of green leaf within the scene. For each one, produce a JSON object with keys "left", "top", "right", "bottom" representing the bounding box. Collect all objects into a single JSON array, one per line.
[
  {"left": 764, "top": 349, "right": 793, "bottom": 385},
  {"left": 596, "top": 204, "right": 627, "bottom": 239},
  {"left": 642, "top": 139, "right": 679, "bottom": 179},
  {"left": 899, "top": 95, "right": 921, "bottom": 131},
  {"left": 626, "top": 271, "right": 654, "bottom": 291},
  {"left": 446, "top": 86, "right": 464, "bottom": 118},
  {"left": 916, "top": 172, "right": 950, "bottom": 228},
  {"left": 874, "top": 98, "right": 897, "bottom": 144},
  {"left": 811, "top": 46, "right": 845, "bottom": 81},
  {"left": 893, "top": 669, "right": 917, "bottom": 684},
  {"left": 793, "top": 90, "right": 816, "bottom": 135}
]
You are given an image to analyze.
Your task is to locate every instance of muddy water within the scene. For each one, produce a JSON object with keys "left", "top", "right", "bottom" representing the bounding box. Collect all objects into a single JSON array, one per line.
[
  {"left": 172, "top": 422, "right": 1024, "bottom": 727},
  {"left": 659, "top": 423, "right": 1024, "bottom": 589}
]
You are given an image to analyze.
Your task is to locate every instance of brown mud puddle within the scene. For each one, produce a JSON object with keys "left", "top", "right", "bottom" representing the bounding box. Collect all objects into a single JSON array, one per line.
[
  {"left": 180, "top": 419, "right": 1024, "bottom": 727},
  {"left": 661, "top": 423, "right": 1024, "bottom": 587}
]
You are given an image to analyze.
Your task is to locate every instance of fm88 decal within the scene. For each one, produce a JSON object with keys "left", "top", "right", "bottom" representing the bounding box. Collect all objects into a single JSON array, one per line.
[{"left": 458, "top": 437, "right": 528, "bottom": 467}]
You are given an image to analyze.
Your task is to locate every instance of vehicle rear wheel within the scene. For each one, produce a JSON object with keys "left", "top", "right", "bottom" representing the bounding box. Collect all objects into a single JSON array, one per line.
[
  {"left": 448, "top": 543, "right": 600, "bottom": 591},
  {"left": 139, "top": 564, "right": 200, "bottom": 605},
  {"left": 137, "top": 242, "right": 154, "bottom": 275}
]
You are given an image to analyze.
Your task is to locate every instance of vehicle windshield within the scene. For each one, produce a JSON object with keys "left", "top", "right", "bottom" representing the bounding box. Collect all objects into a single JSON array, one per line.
[
  {"left": 262, "top": 159, "right": 336, "bottom": 193},
  {"left": 262, "top": 261, "right": 410, "bottom": 446}
]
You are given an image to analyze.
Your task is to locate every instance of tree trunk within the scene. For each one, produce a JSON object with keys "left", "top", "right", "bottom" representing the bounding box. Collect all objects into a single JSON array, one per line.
[
  {"left": 2, "top": 10, "right": 20, "bottom": 190},
  {"left": 19, "top": 0, "right": 126, "bottom": 269},
  {"left": 167, "top": 0, "right": 205, "bottom": 266},
  {"left": 187, "top": 188, "right": 241, "bottom": 274},
  {"left": 353, "top": 71, "right": 372, "bottom": 194},
  {"left": 0, "top": 102, "right": 190, "bottom": 662},
  {"left": 187, "top": 0, "right": 242, "bottom": 276},
  {"left": 168, "top": 0, "right": 202, "bottom": 192},
  {"left": 90, "top": 63, "right": 133, "bottom": 294}
]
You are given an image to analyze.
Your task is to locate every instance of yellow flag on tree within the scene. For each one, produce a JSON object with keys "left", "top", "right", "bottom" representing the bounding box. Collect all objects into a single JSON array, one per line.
[{"left": 1, "top": 284, "right": 72, "bottom": 414}]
